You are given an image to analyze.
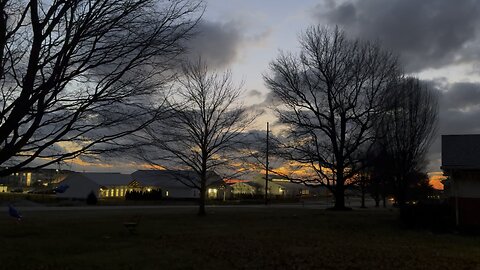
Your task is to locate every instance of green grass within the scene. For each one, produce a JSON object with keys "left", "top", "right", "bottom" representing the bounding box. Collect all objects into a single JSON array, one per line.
[{"left": 0, "top": 207, "right": 479, "bottom": 270}]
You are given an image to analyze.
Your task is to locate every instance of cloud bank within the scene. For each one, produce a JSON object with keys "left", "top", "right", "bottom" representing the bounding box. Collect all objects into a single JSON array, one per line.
[
  {"left": 313, "top": 0, "right": 480, "bottom": 72},
  {"left": 184, "top": 19, "right": 271, "bottom": 68}
]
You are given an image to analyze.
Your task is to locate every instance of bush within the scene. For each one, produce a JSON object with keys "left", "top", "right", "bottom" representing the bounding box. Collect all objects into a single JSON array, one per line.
[{"left": 86, "top": 191, "right": 98, "bottom": 205}]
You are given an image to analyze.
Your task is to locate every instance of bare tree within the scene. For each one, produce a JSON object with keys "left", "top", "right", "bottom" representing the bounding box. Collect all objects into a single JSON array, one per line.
[
  {"left": 0, "top": 0, "right": 202, "bottom": 176},
  {"left": 374, "top": 77, "right": 438, "bottom": 206},
  {"left": 140, "top": 59, "right": 254, "bottom": 216},
  {"left": 264, "top": 26, "right": 399, "bottom": 210}
]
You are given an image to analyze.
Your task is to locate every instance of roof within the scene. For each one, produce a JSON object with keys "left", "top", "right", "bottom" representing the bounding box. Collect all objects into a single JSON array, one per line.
[
  {"left": 442, "top": 135, "right": 480, "bottom": 170},
  {"left": 78, "top": 172, "right": 133, "bottom": 186},
  {"left": 131, "top": 170, "right": 221, "bottom": 189},
  {"left": 224, "top": 179, "right": 249, "bottom": 184},
  {"left": 276, "top": 182, "right": 310, "bottom": 190}
]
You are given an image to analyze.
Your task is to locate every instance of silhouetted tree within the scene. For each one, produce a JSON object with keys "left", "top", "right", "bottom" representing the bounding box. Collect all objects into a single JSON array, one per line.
[
  {"left": 86, "top": 191, "right": 98, "bottom": 205},
  {"left": 374, "top": 77, "right": 438, "bottom": 206},
  {"left": 140, "top": 59, "right": 254, "bottom": 216},
  {"left": 0, "top": 0, "right": 202, "bottom": 176},
  {"left": 368, "top": 144, "right": 394, "bottom": 207},
  {"left": 264, "top": 26, "right": 399, "bottom": 210}
]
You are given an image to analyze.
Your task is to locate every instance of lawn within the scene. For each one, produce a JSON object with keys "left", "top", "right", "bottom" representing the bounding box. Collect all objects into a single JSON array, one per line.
[{"left": 0, "top": 206, "right": 479, "bottom": 270}]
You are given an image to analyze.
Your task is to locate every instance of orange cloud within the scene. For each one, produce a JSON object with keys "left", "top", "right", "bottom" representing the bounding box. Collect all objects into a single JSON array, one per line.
[{"left": 428, "top": 171, "right": 445, "bottom": 190}]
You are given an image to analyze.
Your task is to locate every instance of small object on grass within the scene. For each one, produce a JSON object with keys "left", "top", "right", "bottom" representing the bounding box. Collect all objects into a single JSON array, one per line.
[
  {"left": 8, "top": 204, "right": 22, "bottom": 221},
  {"left": 123, "top": 215, "right": 141, "bottom": 234}
]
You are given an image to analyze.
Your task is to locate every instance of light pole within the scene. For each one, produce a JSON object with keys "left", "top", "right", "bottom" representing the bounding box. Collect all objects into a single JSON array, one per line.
[{"left": 265, "top": 122, "right": 269, "bottom": 205}]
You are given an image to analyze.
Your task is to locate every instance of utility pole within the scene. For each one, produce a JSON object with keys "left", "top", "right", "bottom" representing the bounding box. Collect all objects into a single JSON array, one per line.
[{"left": 265, "top": 122, "right": 269, "bottom": 205}]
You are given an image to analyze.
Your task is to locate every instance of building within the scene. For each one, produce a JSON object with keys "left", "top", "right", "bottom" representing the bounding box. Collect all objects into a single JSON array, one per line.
[
  {"left": 230, "top": 181, "right": 262, "bottom": 197},
  {"left": 0, "top": 167, "right": 69, "bottom": 188},
  {"left": 131, "top": 170, "right": 231, "bottom": 200},
  {"left": 272, "top": 181, "right": 315, "bottom": 197},
  {"left": 56, "top": 172, "right": 132, "bottom": 199},
  {"left": 442, "top": 134, "right": 480, "bottom": 226}
]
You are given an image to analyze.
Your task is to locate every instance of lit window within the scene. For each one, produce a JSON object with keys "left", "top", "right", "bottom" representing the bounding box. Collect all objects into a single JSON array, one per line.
[
  {"left": 105, "top": 190, "right": 109, "bottom": 197},
  {"left": 115, "top": 189, "right": 119, "bottom": 197},
  {"left": 110, "top": 189, "right": 114, "bottom": 197},
  {"left": 147, "top": 188, "right": 152, "bottom": 192},
  {"left": 120, "top": 189, "right": 124, "bottom": 197},
  {"left": 166, "top": 191, "right": 169, "bottom": 197},
  {"left": 208, "top": 188, "right": 218, "bottom": 198}
]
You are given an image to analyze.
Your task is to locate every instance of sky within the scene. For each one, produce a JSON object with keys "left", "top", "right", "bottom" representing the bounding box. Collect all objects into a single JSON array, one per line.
[{"left": 70, "top": 0, "right": 480, "bottom": 188}]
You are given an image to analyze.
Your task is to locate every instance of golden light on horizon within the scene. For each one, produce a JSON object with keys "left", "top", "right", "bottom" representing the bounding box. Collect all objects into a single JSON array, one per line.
[{"left": 428, "top": 172, "right": 445, "bottom": 190}]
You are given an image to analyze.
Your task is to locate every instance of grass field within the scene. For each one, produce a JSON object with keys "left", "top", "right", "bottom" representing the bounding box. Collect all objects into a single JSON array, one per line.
[{"left": 0, "top": 206, "right": 479, "bottom": 270}]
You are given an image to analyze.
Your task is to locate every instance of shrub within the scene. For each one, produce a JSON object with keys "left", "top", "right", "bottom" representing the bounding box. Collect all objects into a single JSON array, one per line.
[{"left": 86, "top": 191, "right": 98, "bottom": 205}]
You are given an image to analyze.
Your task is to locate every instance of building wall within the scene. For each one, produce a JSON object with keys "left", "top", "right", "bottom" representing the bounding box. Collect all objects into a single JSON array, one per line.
[
  {"left": 100, "top": 186, "right": 129, "bottom": 198},
  {"left": 231, "top": 182, "right": 257, "bottom": 195},
  {"left": 446, "top": 170, "right": 480, "bottom": 226},
  {"left": 449, "top": 171, "right": 480, "bottom": 198},
  {"left": 56, "top": 175, "right": 100, "bottom": 199}
]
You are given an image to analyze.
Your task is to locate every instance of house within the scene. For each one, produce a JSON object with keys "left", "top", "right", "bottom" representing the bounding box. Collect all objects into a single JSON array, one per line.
[
  {"left": 131, "top": 170, "right": 231, "bottom": 200},
  {"left": 0, "top": 167, "right": 69, "bottom": 188},
  {"left": 230, "top": 181, "right": 262, "bottom": 197},
  {"left": 442, "top": 134, "right": 480, "bottom": 226},
  {"left": 56, "top": 172, "right": 132, "bottom": 199},
  {"left": 249, "top": 174, "right": 319, "bottom": 197},
  {"left": 273, "top": 181, "right": 316, "bottom": 197}
]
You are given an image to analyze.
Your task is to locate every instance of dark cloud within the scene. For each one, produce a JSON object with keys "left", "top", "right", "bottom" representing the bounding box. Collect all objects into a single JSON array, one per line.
[
  {"left": 184, "top": 20, "right": 243, "bottom": 68},
  {"left": 441, "top": 82, "right": 480, "bottom": 110},
  {"left": 184, "top": 20, "right": 270, "bottom": 68},
  {"left": 248, "top": 89, "right": 263, "bottom": 97},
  {"left": 426, "top": 81, "right": 480, "bottom": 171},
  {"left": 313, "top": 0, "right": 480, "bottom": 72}
]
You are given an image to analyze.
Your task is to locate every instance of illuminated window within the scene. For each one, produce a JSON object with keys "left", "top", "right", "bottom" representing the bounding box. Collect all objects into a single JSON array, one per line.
[
  {"left": 165, "top": 191, "right": 169, "bottom": 197},
  {"left": 105, "top": 190, "right": 109, "bottom": 197},
  {"left": 147, "top": 188, "right": 152, "bottom": 192},
  {"left": 26, "top": 173, "right": 32, "bottom": 187},
  {"left": 110, "top": 189, "right": 114, "bottom": 197},
  {"left": 208, "top": 188, "right": 218, "bottom": 198},
  {"left": 115, "top": 189, "right": 119, "bottom": 197},
  {"left": 120, "top": 189, "right": 124, "bottom": 196}
]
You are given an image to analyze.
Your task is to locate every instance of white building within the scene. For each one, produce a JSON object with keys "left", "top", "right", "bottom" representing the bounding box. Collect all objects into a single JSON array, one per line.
[
  {"left": 442, "top": 134, "right": 480, "bottom": 226},
  {"left": 131, "top": 170, "right": 230, "bottom": 199},
  {"left": 56, "top": 172, "right": 132, "bottom": 199}
]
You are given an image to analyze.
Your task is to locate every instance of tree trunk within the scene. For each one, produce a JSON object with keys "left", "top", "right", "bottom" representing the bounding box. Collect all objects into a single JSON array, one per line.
[
  {"left": 198, "top": 174, "right": 207, "bottom": 216},
  {"left": 382, "top": 177, "right": 386, "bottom": 208},
  {"left": 198, "top": 185, "right": 206, "bottom": 216},
  {"left": 361, "top": 187, "right": 366, "bottom": 208},
  {"left": 333, "top": 182, "right": 349, "bottom": 210},
  {"left": 360, "top": 175, "right": 366, "bottom": 208}
]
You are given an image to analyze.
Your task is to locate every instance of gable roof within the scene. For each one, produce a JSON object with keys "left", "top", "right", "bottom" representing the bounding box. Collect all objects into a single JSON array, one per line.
[
  {"left": 442, "top": 135, "right": 480, "bottom": 170},
  {"left": 131, "top": 170, "right": 222, "bottom": 189},
  {"left": 79, "top": 172, "right": 133, "bottom": 186}
]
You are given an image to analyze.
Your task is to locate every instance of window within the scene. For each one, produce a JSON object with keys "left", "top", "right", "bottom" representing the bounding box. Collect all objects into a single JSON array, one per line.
[
  {"left": 166, "top": 191, "right": 169, "bottom": 197},
  {"left": 208, "top": 188, "right": 218, "bottom": 198}
]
